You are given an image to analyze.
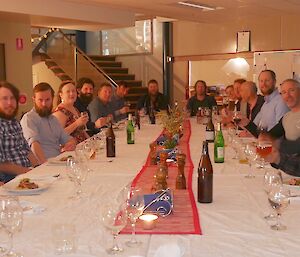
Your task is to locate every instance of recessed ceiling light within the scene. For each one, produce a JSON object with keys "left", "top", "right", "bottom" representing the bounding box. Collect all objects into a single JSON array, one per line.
[{"left": 177, "top": 1, "right": 216, "bottom": 11}]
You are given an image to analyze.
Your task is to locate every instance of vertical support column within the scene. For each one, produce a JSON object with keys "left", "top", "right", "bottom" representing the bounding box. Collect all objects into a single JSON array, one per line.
[{"left": 162, "top": 22, "right": 173, "bottom": 104}]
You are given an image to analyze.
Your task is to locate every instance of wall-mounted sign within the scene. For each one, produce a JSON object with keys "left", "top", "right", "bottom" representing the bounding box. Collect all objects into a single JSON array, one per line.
[
  {"left": 236, "top": 31, "right": 251, "bottom": 52},
  {"left": 19, "top": 93, "right": 27, "bottom": 105},
  {"left": 16, "top": 38, "right": 23, "bottom": 50}
]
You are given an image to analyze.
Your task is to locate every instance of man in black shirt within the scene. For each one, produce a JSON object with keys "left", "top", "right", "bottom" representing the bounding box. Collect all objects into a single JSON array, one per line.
[
  {"left": 136, "top": 79, "right": 168, "bottom": 113},
  {"left": 186, "top": 80, "right": 217, "bottom": 116},
  {"left": 74, "top": 77, "right": 100, "bottom": 136}
]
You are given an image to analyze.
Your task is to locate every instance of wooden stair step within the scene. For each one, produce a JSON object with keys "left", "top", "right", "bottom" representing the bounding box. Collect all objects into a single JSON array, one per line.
[
  {"left": 115, "top": 80, "right": 142, "bottom": 87},
  {"left": 88, "top": 55, "right": 116, "bottom": 62},
  {"left": 95, "top": 61, "right": 122, "bottom": 68},
  {"left": 102, "top": 67, "right": 128, "bottom": 74},
  {"left": 128, "top": 87, "right": 148, "bottom": 94},
  {"left": 108, "top": 74, "right": 135, "bottom": 80}
]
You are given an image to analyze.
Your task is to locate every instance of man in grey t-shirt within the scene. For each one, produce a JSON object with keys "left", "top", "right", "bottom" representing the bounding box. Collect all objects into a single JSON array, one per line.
[{"left": 21, "top": 83, "right": 75, "bottom": 163}]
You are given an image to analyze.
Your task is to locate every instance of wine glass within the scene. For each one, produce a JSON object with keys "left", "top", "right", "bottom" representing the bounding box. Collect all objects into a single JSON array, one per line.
[
  {"left": 0, "top": 196, "right": 23, "bottom": 257},
  {"left": 256, "top": 140, "right": 272, "bottom": 169},
  {"left": 231, "top": 138, "right": 240, "bottom": 159},
  {"left": 125, "top": 188, "right": 145, "bottom": 247},
  {"left": 232, "top": 110, "right": 241, "bottom": 135},
  {"left": 244, "top": 143, "right": 258, "bottom": 178},
  {"left": 263, "top": 170, "right": 283, "bottom": 220},
  {"left": 268, "top": 186, "right": 290, "bottom": 230},
  {"left": 68, "top": 161, "right": 88, "bottom": 200},
  {"left": 100, "top": 203, "right": 127, "bottom": 255},
  {"left": 80, "top": 111, "right": 89, "bottom": 131}
]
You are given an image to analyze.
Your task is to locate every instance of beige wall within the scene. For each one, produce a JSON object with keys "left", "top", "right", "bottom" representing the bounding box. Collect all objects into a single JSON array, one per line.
[
  {"left": 172, "top": 15, "right": 300, "bottom": 102},
  {"left": 0, "top": 20, "right": 32, "bottom": 118}
]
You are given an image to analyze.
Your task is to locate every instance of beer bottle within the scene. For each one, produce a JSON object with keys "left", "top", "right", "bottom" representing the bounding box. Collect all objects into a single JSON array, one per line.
[
  {"left": 127, "top": 113, "right": 135, "bottom": 144},
  {"left": 106, "top": 122, "right": 116, "bottom": 157},
  {"left": 205, "top": 115, "right": 215, "bottom": 143},
  {"left": 214, "top": 122, "right": 224, "bottom": 163},
  {"left": 149, "top": 106, "right": 156, "bottom": 124},
  {"left": 135, "top": 110, "right": 140, "bottom": 130},
  {"left": 198, "top": 141, "right": 213, "bottom": 203}
]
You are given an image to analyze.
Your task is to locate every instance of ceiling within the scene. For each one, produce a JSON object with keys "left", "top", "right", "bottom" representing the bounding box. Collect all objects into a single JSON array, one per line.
[
  {"left": 66, "top": 0, "right": 300, "bottom": 23},
  {"left": 1, "top": 0, "right": 300, "bottom": 30}
]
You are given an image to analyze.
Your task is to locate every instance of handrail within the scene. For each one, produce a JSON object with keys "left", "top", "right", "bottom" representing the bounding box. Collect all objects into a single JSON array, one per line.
[
  {"left": 31, "top": 28, "right": 118, "bottom": 88},
  {"left": 32, "top": 29, "right": 56, "bottom": 56}
]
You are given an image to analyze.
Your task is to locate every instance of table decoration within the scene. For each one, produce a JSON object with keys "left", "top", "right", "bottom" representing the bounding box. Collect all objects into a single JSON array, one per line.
[{"left": 121, "top": 120, "right": 202, "bottom": 235}]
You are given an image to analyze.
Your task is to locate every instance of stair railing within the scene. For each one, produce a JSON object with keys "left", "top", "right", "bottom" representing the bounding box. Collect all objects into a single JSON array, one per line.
[{"left": 32, "top": 28, "right": 118, "bottom": 88}]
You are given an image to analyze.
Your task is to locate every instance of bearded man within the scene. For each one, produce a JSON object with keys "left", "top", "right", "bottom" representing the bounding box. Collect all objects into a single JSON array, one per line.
[
  {"left": 74, "top": 77, "right": 100, "bottom": 135},
  {"left": 0, "top": 81, "right": 39, "bottom": 182},
  {"left": 21, "top": 82, "right": 75, "bottom": 163}
]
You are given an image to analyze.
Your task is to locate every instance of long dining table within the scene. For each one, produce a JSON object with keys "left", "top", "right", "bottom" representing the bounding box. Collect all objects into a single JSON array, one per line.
[{"left": 1, "top": 118, "right": 300, "bottom": 257}]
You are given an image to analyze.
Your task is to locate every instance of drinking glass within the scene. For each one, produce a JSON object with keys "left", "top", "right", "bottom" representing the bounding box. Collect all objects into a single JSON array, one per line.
[
  {"left": 256, "top": 140, "right": 272, "bottom": 169},
  {"left": 244, "top": 143, "right": 257, "bottom": 178},
  {"left": 67, "top": 161, "right": 88, "bottom": 200},
  {"left": 232, "top": 110, "right": 241, "bottom": 135},
  {"left": 80, "top": 111, "right": 89, "bottom": 131},
  {"left": 100, "top": 203, "right": 127, "bottom": 255},
  {"left": 263, "top": 170, "right": 283, "bottom": 220},
  {"left": 231, "top": 138, "right": 240, "bottom": 159},
  {"left": 0, "top": 196, "right": 23, "bottom": 257},
  {"left": 125, "top": 188, "right": 145, "bottom": 247},
  {"left": 268, "top": 186, "right": 290, "bottom": 230}
]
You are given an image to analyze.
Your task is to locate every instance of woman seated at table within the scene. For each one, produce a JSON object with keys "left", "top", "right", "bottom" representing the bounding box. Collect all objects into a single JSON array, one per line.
[
  {"left": 53, "top": 81, "right": 89, "bottom": 144},
  {"left": 186, "top": 80, "right": 217, "bottom": 116}
]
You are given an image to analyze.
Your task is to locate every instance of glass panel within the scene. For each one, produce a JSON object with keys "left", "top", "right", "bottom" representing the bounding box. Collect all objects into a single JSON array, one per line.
[
  {"left": 43, "top": 32, "right": 114, "bottom": 87},
  {"left": 102, "top": 20, "right": 152, "bottom": 55}
]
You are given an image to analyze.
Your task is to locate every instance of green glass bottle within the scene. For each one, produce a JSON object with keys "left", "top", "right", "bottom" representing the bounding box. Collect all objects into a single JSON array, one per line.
[
  {"left": 214, "top": 122, "right": 224, "bottom": 163},
  {"left": 127, "top": 113, "right": 135, "bottom": 144}
]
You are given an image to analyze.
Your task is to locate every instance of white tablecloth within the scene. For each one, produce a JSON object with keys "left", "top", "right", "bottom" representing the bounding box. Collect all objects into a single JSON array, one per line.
[{"left": 1, "top": 118, "right": 299, "bottom": 257}]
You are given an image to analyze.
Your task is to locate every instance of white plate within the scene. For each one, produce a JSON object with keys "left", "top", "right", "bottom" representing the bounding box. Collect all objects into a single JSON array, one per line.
[
  {"left": 3, "top": 181, "right": 51, "bottom": 195},
  {"left": 47, "top": 155, "right": 73, "bottom": 165},
  {"left": 283, "top": 179, "right": 300, "bottom": 189}
]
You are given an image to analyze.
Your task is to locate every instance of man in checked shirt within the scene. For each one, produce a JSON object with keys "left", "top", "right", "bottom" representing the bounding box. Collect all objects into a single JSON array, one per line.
[{"left": 0, "top": 81, "right": 39, "bottom": 183}]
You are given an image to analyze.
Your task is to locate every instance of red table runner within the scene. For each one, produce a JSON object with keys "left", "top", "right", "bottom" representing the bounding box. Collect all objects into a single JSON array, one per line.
[{"left": 121, "top": 120, "right": 202, "bottom": 235}]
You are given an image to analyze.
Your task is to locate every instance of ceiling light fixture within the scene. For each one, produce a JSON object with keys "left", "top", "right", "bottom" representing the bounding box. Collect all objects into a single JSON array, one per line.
[{"left": 177, "top": 1, "right": 215, "bottom": 11}]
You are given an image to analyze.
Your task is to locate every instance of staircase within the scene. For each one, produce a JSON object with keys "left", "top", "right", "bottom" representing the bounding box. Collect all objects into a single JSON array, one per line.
[{"left": 88, "top": 55, "right": 148, "bottom": 110}]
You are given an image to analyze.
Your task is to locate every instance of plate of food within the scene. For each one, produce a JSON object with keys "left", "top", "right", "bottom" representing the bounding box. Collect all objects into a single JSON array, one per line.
[
  {"left": 3, "top": 178, "right": 51, "bottom": 195},
  {"left": 283, "top": 178, "right": 300, "bottom": 189},
  {"left": 47, "top": 154, "right": 73, "bottom": 165}
]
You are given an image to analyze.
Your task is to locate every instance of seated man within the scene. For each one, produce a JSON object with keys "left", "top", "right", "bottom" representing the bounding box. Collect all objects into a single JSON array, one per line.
[
  {"left": 74, "top": 77, "right": 99, "bottom": 136},
  {"left": 0, "top": 81, "right": 39, "bottom": 182},
  {"left": 110, "top": 81, "right": 130, "bottom": 122},
  {"left": 258, "top": 79, "right": 300, "bottom": 176},
  {"left": 21, "top": 82, "right": 76, "bottom": 164},
  {"left": 233, "top": 78, "right": 247, "bottom": 115},
  {"left": 239, "top": 70, "right": 289, "bottom": 137},
  {"left": 136, "top": 79, "right": 168, "bottom": 113},
  {"left": 88, "top": 82, "right": 114, "bottom": 126},
  {"left": 240, "top": 81, "right": 264, "bottom": 121},
  {"left": 186, "top": 80, "right": 217, "bottom": 116}
]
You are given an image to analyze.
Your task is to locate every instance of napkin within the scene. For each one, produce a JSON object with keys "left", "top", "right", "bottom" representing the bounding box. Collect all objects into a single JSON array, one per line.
[
  {"left": 154, "top": 242, "right": 185, "bottom": 257},
  {"left": 20, "top": 201, "right": 46, "bottom": 215}
]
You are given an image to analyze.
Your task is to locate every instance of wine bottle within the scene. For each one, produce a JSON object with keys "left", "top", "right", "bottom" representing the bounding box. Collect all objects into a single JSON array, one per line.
[
  {"left": 198, "top": 141, "right": 213, "bottom": 203},
  {"left": 127, "top": 113, "right": 135, "bottom": 144},
  {"left": 214, "top": 122, "right": 224, "bottom": 163},
  {"left": 135, "top": 109, "right": 140, "bottom": 130},
  {"left": 106, "top": 122, "right": 115, "bottom": 157},
  {"left": 149, "top": 106, "right": 156, "bottom": 124},
  {"left": 205, "top": 115, "right": 215, "bottom": 143}
]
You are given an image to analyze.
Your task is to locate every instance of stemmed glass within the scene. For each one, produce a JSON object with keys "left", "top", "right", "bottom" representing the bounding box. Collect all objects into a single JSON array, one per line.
[
  {"left": 232, "top": 110, "right": 241, "bottom": 135},
  {"left": 80, "top": 111, "right": 89, "bottom": 131},
  {"left": 100, "top": 203, "right": 127, "bottom": 255},
  {"left": 244, "top": 143, "right": 258, "bottom": 178},
  {"left": 231, "top": 138, "right": 240, "bottom": 159},
  {"left": 67, "top": 160, "right": 88, "bottom": 200},
  {"left": 268, "top": 186, "right": 290, "bottom": 230},
  {"left": 0, "top": 196, "right": 23, "bottom": 257},
  {"left": 263, "top": 170, "right": 283, "bottom": 220},
  {"left": 125, "top": 188, "right": 145, "bottom": 247},
  {"left": 256, "top": 140, "right": 272, "bottom": 169}
]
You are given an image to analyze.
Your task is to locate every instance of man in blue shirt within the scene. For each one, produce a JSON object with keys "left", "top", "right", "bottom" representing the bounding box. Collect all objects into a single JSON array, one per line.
[
  {"left": 241, "top": 70, "right": 289, "bottom": 136},
  {"left": 21, "top": 83, "right": 75, "bottom": 163},
  {"left": 111, "top": 81, "right": 130, "bottom": 122},
  {"left": 0, "top": 81, "right": 39, "bottom": 182}
]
